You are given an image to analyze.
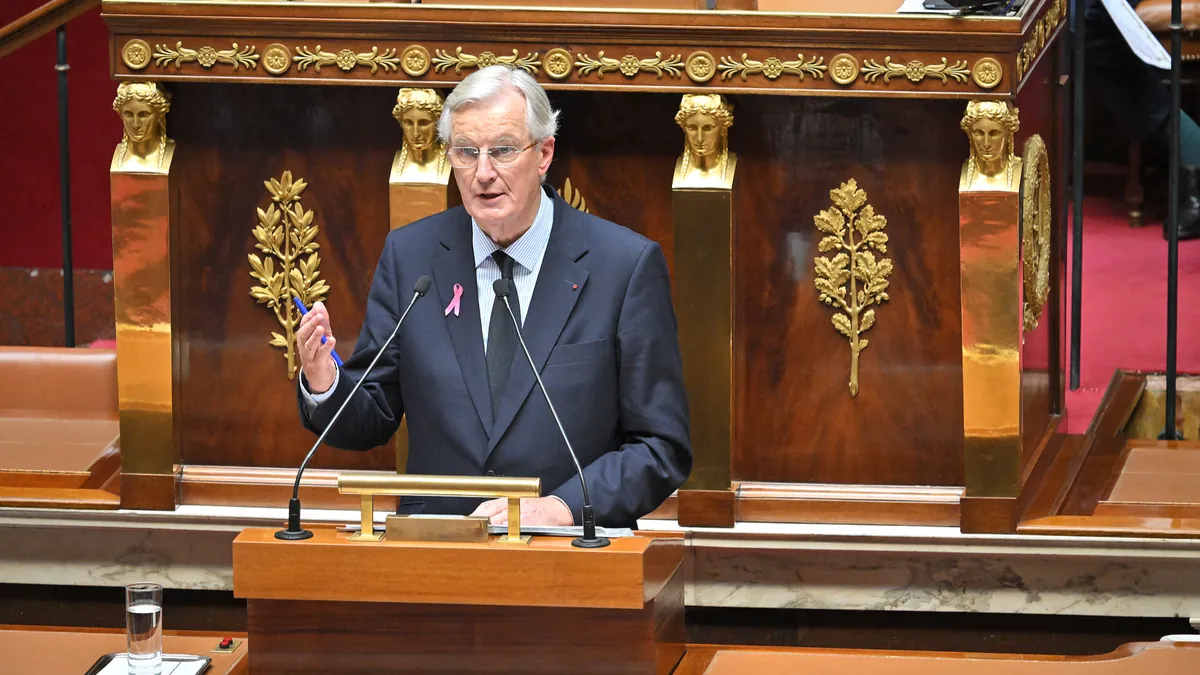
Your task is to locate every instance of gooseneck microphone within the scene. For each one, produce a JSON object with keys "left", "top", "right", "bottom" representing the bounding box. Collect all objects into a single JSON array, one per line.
[
  {"left": 493, "top": 278, "right": 610, "bottom": 549},
  {"left": 276, "top": 274, "right": 433, "bottom": 540}
]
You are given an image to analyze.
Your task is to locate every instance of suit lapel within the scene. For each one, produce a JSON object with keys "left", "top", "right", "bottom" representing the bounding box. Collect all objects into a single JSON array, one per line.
[
  {"left": 488, "top": 193, "right": 590, "bottom": 452},
  {"left": 431, "top": 211, "right": 493, "bottom": 436}
]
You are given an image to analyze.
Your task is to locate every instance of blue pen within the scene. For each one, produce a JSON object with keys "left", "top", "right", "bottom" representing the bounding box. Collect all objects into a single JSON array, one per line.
[{"left": 292, "top": 297, "right": 344, "bottom": 367}]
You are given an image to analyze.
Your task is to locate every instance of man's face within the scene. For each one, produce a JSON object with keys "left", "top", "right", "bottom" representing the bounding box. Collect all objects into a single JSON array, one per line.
[
  {"left": 450, "top": 88, "right": 554, "bottom": 245},
  {"left": 684, "top": 112, "right": 721, "bottom": 159},
  {"left": 970, "top": 118, "right": 1006, "bottom": 163},
  {"left": 400, "top": 108, "right": 436, "bottom": 152},
  {"left": 120, "top": 100, "right": 157, "bottom": 143}
]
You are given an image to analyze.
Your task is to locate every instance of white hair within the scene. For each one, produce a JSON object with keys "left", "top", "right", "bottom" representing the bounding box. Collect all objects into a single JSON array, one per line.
[{"left": 437, "top": 65, "right": 559, "bottom": 143}]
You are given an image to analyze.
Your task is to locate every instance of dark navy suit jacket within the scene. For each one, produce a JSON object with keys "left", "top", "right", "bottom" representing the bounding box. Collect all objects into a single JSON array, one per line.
[{"left": 299, "top": 186, "right": 691, "bottom": 527}]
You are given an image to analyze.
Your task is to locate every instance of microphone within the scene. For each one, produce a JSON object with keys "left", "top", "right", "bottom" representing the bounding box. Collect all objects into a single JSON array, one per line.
[
  {"left": 276, "top": 274, "right": 433, "bottom": 540},
  {"left": 493, "top": 278, "right": 610, "bottom": 549}
]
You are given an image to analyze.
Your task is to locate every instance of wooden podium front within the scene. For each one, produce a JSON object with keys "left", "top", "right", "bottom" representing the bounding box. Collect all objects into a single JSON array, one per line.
[{"left": 232, "top": 528, "right": 684, "bottom": 674}]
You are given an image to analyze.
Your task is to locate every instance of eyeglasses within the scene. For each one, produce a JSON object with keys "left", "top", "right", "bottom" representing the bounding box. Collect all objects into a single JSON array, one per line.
[{"left": 447, "top": 140, "right": 539, "bottom": 168}]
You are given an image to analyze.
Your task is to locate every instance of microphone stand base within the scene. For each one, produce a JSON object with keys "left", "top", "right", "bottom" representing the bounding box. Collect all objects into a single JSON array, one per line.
[
  {"left": 274, "top": 528, "right": 314, "bottom": 541},
  {"left": 571, "top": 535, "right": 611, "bottom": 548}
]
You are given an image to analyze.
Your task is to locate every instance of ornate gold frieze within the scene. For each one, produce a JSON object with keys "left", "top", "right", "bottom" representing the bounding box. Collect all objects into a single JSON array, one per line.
[
  {"left": 433, "top": 47, "right": 541, "bottom": 75},
  {"left": 685, "top": 51, "right": 717, "bottom": 83},
  {"left": 1016, "top": 0, "right": 1066, "bottom": 82},
  {"left": 544, "top": 48, "right": 574, "bottom": 80},
  {"left": 122, "top": 39, "right": 151, "bottom": 70},
  {"left": 575, "top": 51, "right": 683, "bottom": 79},
  {"left": 830, "top": 53, "right": 859, "bottom": 85},
  {"left": 263, "top": 43, "right": 292, "bottom": 76},
  {"left": 153, "top": 41, "right": 258, "bottom": 70},
  {"left": 248, "top": 171, "right": 330, "bottom": 380},
  {"left": 1021, "top": 134, "right": 1051, "bottom": 332},
  {"left": 563, "top": 177, "right": 590, "bottom": 214},
  {"left": 294, "top": 46, "right": 400, "bottom": 73},
  {"left": 718, "top": 53, "right": 826, "bottom": 81},
  {"left": 861, "top": 57, "right": 970, "bottom": 84},
  {"left": 813, "top": 179, "right": 892, "bottom": 398}
]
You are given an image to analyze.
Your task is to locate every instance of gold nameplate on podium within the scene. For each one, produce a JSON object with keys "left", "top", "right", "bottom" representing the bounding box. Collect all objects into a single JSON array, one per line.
[{"left": 338, "top": 473, "right": 541, "bottom": 545}]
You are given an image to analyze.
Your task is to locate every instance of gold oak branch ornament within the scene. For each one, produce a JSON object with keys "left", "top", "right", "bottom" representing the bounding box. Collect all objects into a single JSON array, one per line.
[
  {"left": 248, "top": 171, "right": 330, "bottom": 380},
  {"left": 813, "top": 179, "right": 893, "bottom": 397}
]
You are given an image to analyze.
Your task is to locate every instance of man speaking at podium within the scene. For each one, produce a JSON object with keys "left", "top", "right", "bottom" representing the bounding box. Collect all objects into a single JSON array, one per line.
[{"left": 295, "top": 65, "right": 691, "bottom": 529}]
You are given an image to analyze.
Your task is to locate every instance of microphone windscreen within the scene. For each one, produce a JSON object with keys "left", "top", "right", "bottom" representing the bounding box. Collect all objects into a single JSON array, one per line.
[
  {"left": 493, "top": 278, "right": 513, "bottom": 298},
  {"left": 413, "top": 275, "right": 433, "bottom": 296}
]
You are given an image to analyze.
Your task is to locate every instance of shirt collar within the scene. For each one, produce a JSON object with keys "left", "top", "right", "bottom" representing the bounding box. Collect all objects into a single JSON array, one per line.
[{"left": 471, "top": 188, "right": 554, "bottom": 272}]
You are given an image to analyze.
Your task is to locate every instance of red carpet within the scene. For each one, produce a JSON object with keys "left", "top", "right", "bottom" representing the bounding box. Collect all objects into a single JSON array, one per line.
[{"left": 1064, "top": 199, "right": 1200, "bottom": 432}]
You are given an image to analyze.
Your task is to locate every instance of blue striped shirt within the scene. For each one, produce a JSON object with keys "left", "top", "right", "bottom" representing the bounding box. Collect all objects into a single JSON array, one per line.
[{"left": 473, "top": 189, "right": 554, "bottom": 351}]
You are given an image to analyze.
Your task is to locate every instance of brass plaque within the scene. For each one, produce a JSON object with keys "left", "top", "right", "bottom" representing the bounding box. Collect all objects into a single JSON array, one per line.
[{"left": 385, "top": 514, "right": 489, "bottom": 543}]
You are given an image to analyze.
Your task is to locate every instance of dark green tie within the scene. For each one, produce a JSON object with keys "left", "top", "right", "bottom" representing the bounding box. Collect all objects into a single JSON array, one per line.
[{"left": 486, "top": 251, "right": 520, "bottom": 421}]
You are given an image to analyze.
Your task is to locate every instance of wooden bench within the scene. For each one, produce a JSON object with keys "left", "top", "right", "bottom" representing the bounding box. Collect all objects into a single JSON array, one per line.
[{"left": 0, "top": 346, "right": 120, "bottom": 508}]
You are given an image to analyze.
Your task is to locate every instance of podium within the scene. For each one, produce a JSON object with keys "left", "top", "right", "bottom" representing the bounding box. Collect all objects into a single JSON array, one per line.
[{"left": 232, "top": 527, "right": 684, "bottom": 674}]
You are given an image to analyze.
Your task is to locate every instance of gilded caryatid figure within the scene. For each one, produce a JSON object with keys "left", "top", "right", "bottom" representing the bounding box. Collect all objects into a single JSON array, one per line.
[
  {"left": 960, "top": 100, "right": 1021, "bottom": 193},
  {"left": 390, "top": 87, "right": 451, "bottom": 185},
  {"left": 112, "top": 82, "right": 174, "bottom": 174},
  {"left": 673, "top": 94, "right": 737, "bottom": 190}
]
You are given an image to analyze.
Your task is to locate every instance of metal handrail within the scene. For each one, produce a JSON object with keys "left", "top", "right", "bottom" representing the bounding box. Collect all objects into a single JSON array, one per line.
[{"left": 0, "top": 0, "right": 97, "bottom": 346}]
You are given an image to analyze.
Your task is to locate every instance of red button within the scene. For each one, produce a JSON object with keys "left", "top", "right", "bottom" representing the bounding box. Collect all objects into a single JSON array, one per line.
[{"left": 220, "top": 638, "right": 233, "bottom": 649}]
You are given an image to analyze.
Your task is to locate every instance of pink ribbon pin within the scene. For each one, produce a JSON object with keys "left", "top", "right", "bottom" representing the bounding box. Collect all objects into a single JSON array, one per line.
[{"left": 444, "top": 283, "right": 463, "bottom": 317}]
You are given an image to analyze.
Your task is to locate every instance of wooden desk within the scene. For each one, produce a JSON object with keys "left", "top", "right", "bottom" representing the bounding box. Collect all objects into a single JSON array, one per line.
[
  {"left": 0, "top": 627, "right": 248, "bottom": 675},
  {"left": 676, "top": 643, "right": 1200, "bottom": 675}
]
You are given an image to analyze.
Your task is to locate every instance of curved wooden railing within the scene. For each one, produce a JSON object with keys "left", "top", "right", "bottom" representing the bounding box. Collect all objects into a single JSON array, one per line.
[{"left": 0, "top": 0, "right": 99, "bottom": 59}]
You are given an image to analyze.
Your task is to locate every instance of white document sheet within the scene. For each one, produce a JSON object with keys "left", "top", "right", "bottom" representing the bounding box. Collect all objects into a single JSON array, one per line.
[
  {"left": 96, "top": 654, "right": 210, "bottom": 675},
  {"left": 1099, "top": 0, "right": 1172, "bottom": 69}
]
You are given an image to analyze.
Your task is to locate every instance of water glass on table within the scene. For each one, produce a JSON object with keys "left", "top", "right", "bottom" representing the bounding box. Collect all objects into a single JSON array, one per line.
[{"left": 125, "top": 583, "right": 163, "bottom": 674}]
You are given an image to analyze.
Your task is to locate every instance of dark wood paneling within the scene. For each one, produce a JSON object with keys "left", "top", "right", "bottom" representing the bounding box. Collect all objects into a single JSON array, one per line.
[
  {"left": 960, "top": 496, "right": 1019, "bottom": 534},
  {"left": 677, "top": 489, "right": 736, "bottom": 528},
  {"left": 247, "top": 596, "right": 681, "bottom": 675},
  {"left": 171, "top": 83, "right": 399, "bottom": 470},
  {"left": 732, "top": 97, "right": 966, "bottom": 486}
]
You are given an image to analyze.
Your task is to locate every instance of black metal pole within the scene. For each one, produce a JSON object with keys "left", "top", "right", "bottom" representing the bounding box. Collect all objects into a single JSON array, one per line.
[
  {"left": 1069, "top": 0, "right": 1086, "bottom": 390},
  {"left": 56, "top": 26, "right": 75, "bottom": 348},
  {"left": 1161, "top": 0, "right": 1182, "bottom": 440}
]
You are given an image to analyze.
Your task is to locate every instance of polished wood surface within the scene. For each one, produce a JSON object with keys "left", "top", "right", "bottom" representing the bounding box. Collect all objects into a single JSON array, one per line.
[
  {"left": 237, "top": 528, "right": 683, "bottom": 674},
  {"left": 0, "top": 0, "right": 99, "bottom": 59},
  {"left": 234, "top": 527, "right": 682, "bottom": 610},
  {"left": 248, "top": 592, "right": 683, "bottom": 675},
  {"left": 677, "top": 489, "right": 736, "bottom": 528},
  {"left": 735, "top": 482, "right": 961, "bottom": 526},
  {"left": 1060, "top": 371, "right": 1146, "bottom": 515},
  {"left": 676, "top": 643, "right": 1200, "bottom": 675},
  {"left": 0, "top": 627, "right": 248, "bottom": 675},
  {"left": 0, "top": 486, "right": 119, "bottom": 509},
  {"left": 733, "top": 97, "right": 966, "bottom": 486},
  {"left": 181, "top": 464, "right": 398, "bottom": 511},
  {"left": 1103, "top": 443, "right": 1200, "bottom": 504},
  {"left": 171, "top": 83, "right": 397, "bottom": 471}
]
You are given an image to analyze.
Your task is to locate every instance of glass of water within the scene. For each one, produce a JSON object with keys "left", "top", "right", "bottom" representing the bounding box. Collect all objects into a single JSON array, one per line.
[{"left": 125, "top": 583, "right": 163, "bottom": 674}]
